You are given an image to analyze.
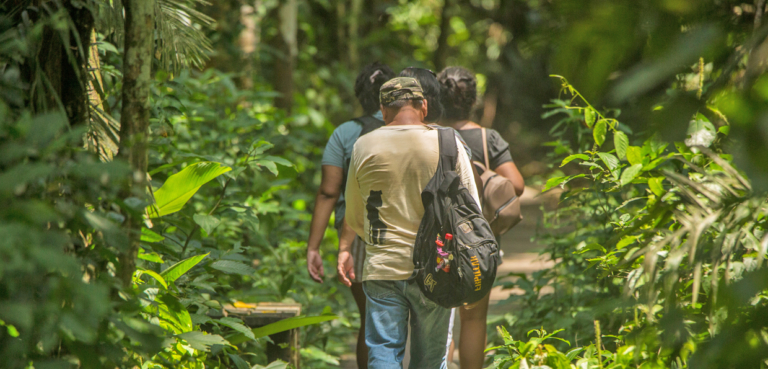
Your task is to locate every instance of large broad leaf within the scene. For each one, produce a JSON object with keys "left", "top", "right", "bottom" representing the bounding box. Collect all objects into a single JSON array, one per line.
[
  {"left": 176, "top": 331, "right": 229, "bottom": 351},
  {"left": 149, "top": 162, "right": 231, "bottom": 217},
  {"left": 227, "top": 315, "right": 338, "bottom": 345},
  {"left": 161, "top": 253, "right": 209, "bottom": 284}
]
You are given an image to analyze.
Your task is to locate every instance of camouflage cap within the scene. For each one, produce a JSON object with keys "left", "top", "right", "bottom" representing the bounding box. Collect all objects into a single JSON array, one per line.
[{"left": 380, "top": 77, "right": 424, "bottom": 105}]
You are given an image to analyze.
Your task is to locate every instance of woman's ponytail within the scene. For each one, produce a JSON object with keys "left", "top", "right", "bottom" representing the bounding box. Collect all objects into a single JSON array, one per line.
[{"left": 438, "top": 67, "right": 477, "bottom": 121}]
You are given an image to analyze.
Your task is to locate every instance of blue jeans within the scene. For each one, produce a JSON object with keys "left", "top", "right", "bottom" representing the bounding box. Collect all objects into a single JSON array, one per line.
[{"left": 363, "top": 280, "right": 453, "bottom": 369}]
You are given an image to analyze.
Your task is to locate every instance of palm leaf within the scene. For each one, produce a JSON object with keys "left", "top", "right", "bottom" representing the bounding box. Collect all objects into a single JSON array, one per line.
[{"left": 95, "top": 0, "right": 214, "bottom": 71}]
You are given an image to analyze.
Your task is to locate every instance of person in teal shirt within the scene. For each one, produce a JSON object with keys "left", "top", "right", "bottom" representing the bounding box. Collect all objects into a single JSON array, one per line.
[{"left": 306, "top": 62, "right": 395, "bottom": 369}]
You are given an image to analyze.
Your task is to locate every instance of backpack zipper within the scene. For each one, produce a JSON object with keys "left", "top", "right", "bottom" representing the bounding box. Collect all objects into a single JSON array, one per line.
[{"left": 489, "top": 195, "right": 518, "bottom": 223}]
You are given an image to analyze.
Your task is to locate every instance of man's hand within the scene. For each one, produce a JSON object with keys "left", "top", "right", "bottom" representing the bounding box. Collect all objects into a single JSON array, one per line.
[
  {"left": 337, "top": 250, "right": 356, "bottom": 287},
  {"left": 307, "top": 249, "right": 325, "bottom": 283}
]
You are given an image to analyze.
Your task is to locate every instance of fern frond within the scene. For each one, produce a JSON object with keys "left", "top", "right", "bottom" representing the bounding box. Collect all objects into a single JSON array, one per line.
[{"left": 95, "top": 0, "right": 214, "bottom": 71}]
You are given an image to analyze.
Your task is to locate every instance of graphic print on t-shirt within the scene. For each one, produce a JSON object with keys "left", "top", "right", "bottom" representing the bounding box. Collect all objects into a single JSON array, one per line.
[{"left": 366, "top": 190, "right": 387, "bottom": 245}]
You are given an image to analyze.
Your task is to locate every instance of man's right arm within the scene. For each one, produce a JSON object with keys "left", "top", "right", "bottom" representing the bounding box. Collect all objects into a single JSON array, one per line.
[{"left": 344, "top": 145, "right": 365, "bottom": 237}]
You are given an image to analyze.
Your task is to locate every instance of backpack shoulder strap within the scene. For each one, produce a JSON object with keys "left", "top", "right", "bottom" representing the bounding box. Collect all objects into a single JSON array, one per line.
[
  {"left": 481, "top": 127, "right": 490, "bottom": 170},
  {"left": 353, "top": 115, "right": 385, "bottom": 137},
  {"left": 438, "top": 127, "right": 458, "bottom": 171}
]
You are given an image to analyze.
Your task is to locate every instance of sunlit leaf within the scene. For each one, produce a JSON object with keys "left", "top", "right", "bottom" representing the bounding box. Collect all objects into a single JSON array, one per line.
[
  {"left": 593, "top": 119, "right": 607, "bottom": 146},
  {"left": 648, "top": 177, "right": 665, "bottom": 196},
  {"left": 597, "top": 152, "right": 619, "bottom": 171},
  {"left": 161, "top": 253, "right": 209, "bottom": 284},
  {"left": 141, "top": 227, "right": 165, "bottom": 242},
  {"left": 138, "top": 248, "right": 164, "bottom": 263},
  {"left": 149, "top": 162, "right": 231, "bottom": 217},
  {"left": 626, "top": 146, "right": 643, "bottom": 166},
  {"left": 543, "top": 177, "right": 566, "bottom": 192},
  {"left": 300, "top": 346, "right": 340, "bottom": 365},
  {"left": 177, "top": 331, "right": 230, "bottom": 351},
  {"left": 137, "top": 269, "right": 168, "bottom": 289},
  {"left": 584, "top": 108, "right": 596, "bottom": 128},
  {"left": 560, "top": 154, "right": 589, "bottom": 167},
  {"left": 614, "top": 131, "right": 629, "bottom": 160},
  {"left": 620, "top": 164, "right": 643, "bottom": 186}
]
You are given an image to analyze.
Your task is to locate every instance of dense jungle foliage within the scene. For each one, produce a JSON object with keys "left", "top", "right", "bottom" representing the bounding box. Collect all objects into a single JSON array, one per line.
[{"left": 1, "top": 0, "right": 768, "bottom": 368}]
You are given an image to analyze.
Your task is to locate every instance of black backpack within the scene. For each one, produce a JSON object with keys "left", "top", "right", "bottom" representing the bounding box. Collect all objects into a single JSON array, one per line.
[{"left": 411, "top": 127, "right": 500, "bottom": 308}]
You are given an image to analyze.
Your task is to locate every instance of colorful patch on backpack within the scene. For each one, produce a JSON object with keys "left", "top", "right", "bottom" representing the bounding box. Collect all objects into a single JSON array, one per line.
[
  {"left": 424, "top": 273, "right": 437, "bottom": 292},
  {"left": 458, "top": 221, "right": 473, "bottom": 234}
]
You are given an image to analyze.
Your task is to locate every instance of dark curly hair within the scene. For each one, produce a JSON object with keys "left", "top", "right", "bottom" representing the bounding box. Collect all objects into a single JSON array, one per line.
[
  {"left": 354, "top": 62, "right": 395, "bottom": 115},
  {"left": 437, "top": 66, "right": 477, "bottom": 121},
  {"left": 398, "top": 67, "right": 443, "bottom": 123}
]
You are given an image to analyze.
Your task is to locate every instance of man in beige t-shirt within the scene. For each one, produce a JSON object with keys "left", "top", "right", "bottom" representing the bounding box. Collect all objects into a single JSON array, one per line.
[{"left": 337, "top": 77, "right": 479, "bottom": 369}]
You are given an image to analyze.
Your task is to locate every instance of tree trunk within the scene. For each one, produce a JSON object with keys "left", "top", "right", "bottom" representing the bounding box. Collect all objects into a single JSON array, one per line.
[
  {"left": 61, "top": 1, "right": 94, "bottom": 127},
  {"left": 270, "top": 0, "right": 297, "bottom": 112},
  {"left": 117, "top": 0, "right": 154, "bottom": 287},
  {"left": 238, "top": 2, "right": 259, "bottom": 90},
  {"left": 433, "top": 0, "right": 452, "bottom": 71},
  {"left": 348, "top": 0, "right": 362, "bottom": 69}
]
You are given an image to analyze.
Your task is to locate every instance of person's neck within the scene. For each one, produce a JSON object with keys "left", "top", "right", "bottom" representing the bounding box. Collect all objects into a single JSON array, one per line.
[
  {"left": 443, "top": 119, "right": 478, "bottom": 130},
  {"left": 386, "top": 111, "right": 426, "bottom": 126}
]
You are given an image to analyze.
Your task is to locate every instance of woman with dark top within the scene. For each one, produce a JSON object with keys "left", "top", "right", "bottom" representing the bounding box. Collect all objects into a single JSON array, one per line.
[
  {"left": 306, "top": 62, "right": 395, "bottom": 369},
  {"left": 438, "top": 66, "right": 525, "bottom": 369}
]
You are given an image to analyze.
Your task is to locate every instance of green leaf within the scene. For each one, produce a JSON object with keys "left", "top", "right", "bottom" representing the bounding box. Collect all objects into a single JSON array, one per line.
[
  {"left": 263, "top": 156, "right": 293, "bottom": 167},
  {"left": 718, "top": 125, "right": 730, "bottom": 135},
  {"left": 648, "top": 177, "right": 665, "bottom": 196},
  {"left": 141, "top": 227, "right": 165, "bottom": 242},
  {"left": 597, "top": 153, "right": 619, "bottom": 171},
  {"left": 251, "top": 361, "right": 289, "bottom": 369},
  {"left": 138, "top": 248, "right": 164, "bottom": 263},
  {"left": 176, "top": 331, "right": 230, "bottom": 351},
  {"left": 254, "top": 159, "right": 279, "bottom": 176},
  {"left": 193, "top": 214, "right": 221, "bottom": 236},
  {"left": 218, "top": 317, "right": 255, "bottom": 340},
  {"left": 626, "top": 146, "right": 643, "bottom": 166},
  {"left": 227, "top": 354, "right": 251, "bottom": 369},
  {"left": 138, "top": 269, "right": 168, "bottom": 289},
  {"left": 228, "top": 315, "right": 338, "bottom": 345},
  {"left": 620, "top": 164, "right": 643, "bottom": 186},
  {"left": 156, "top": 293, "right": 193, "bottom": 333},
  {"left": 300, "top": 346, "right": 340, "bottom": 365},
  {"left": 593, "top": 119, "right": 607, "bottom": 146},
  {"left": 560, "top": 154, "right": 589, "bottom": 167},
  {"left": 149, "top": 162, "right": 231, "bottom": 217},
  {"left": 617, "top": 236, "right": 638, "bottom": 250},
  {"left": 228, "top": 354, "right": 251, "bottom": 369},
  {"left": 543, "top": 177, "right": 566, "bottom": 192},
  {"left": 210, "top": 260, "right": 256, "bottom": 276},
  {"left": 614, "top": 131, "right": 629, "bottom": 160},
  {"left": 161, "top": 253, "right": 209, "bottom": 284},
  {"left": 584, "top": 108, "right": 596, "bottom": 128}
]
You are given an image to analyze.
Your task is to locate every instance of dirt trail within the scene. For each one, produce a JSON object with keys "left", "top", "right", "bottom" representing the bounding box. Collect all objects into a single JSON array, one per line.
[{"left": 339, "top": 187, "right": 557, "bottom": 368}]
